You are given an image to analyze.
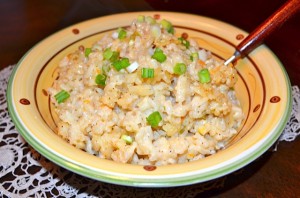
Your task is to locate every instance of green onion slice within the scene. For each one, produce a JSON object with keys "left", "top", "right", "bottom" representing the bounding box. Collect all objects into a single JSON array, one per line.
[
  {"left": 109, "top": 51, "right": 120, "bottom": 62},
  {"left": 104, "top": 48, "right": 119, "bottom": 63},
  {"left": 173, "top": 63, "right": 187, "bottom": 75},
  {"left": 102, "top": 64, "right": 111, "bottom": 75},
  {"left": 151, "top": 48, "right": 167, "bottom": 63},
  {"left": 137, "top": 15, "right": 145, "bottom": 23},
  {"left": 160, "top": 19, "right": 174, "bottom": 34},
  {"left": 190, "top": 52, "right": 198, "bottom": 61},
  {"left": 178, "top": 37, "right": 190, "bottom": 49},
  {"left": 54, "top": 90, "right": 70, "bottom": 104},
  {"left": 146, "top": 111, "right": 162, "bottom": 127},
  {"left": 145, "top": 16, "right": 156, "bottom": 24},
  {"left": 103, "top": 48, "right": 113, "bottom": 60},
  {"left": 95, "top": 74, "right": 107, "bottom": 86},
  {"left": 126, "top": 61, "right": 139, "bottom": 73},
  {"left": 151, "top": 24, "right": 161, "bottom": 38},
  {"left": 112, "top": 58, "right": 130, "bottom": 71},
  {"left": 141, "top": 68, "right": 154, "bottom": 78},
  {"left": 118, "top": 28, "right": 127, "bottom": 39},
  {"left": 198, "top": 68, "right": 211, "bottom": 83},
  {"left": 85, "top": 48, "right": 92, "bottom": 57},
  {"left": 121, "top": 134, "right": 133, "bottom": 144}
]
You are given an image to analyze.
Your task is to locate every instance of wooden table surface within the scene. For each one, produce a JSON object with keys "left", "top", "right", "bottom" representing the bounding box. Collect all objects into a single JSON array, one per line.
[{"left": 1, "top": 0, "right": 299, "bottom": 197}]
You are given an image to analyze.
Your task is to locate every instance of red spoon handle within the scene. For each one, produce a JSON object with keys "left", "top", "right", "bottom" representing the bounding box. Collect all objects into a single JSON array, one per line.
[{"left": 236, "top": 0, "right": 300, "bottom": 58}]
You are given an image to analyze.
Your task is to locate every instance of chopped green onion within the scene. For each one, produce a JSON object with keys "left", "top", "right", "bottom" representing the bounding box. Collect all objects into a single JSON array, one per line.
[
  {"left": 160, "top": 19, "right": 174, "bottom": 34},
  {"left": 121, "top": 134, "right": 133, "bottom": 144},
  {"left": 190, "top": 52, "right": 198, "bottom": 61},
  {"left": 145, "top": 16, "right": 156, "bottom": 24},
  {"left": 118, "top": 28, "right": 127, "bottom": 39},
  {"left": 54, "top": 90, "right": 70, "bottom": 104},
  {"left": 95, "top": 74, "right": 107, "bottom": 86},
  {"left": 137, "top": 15, "right": 145, "bottom": 22},
  {"left": 141, "top": 68, "right": 155, "bottom": 78},
  {"left": 109, "top": 51, "right": 120, "bottom": 62},
  {"left": 146, "top": 111, "right": 162, "bottom": 127},
  {"left": 103, "top": 48, "right": 113, "bottom": 60},
  {"left": 104, "top": 48, "right": 120, "bottom": 63},
  {"left": 85, "top": 48, "right": 92, "bottom": 57},
  {"left": 126, "top": 61, "right": 139, "bottom": 73},
  {"left": 151, "top": 24, "right": 161, "bottom": 38},
  {"left": 102, "top": 64, "right": 111, "bottom": 75},
  {"left": 198, "top": 68, "right": 211, "bottom": 83},
  {"left": 112, "top": 58, "right": 130, "bottom": 71},
  {"left": 173, "top": 63, "right": 187, "bottom": 75},
  {"left": 151, "top": 48, "right": 167, "bottom": 63},
  {"left": 178, "top": 37, "right": 190, "bottom": 48}
]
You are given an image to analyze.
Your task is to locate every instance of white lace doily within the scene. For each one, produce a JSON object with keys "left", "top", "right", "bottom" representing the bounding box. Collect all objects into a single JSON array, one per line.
[{"left": 1, "top": 65, "right": 299, "bottom": 198}]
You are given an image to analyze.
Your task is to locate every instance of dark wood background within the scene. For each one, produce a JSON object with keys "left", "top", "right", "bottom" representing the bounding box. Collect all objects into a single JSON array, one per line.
[{"left": 1, "top": 0, "right": 299, "bottom": 197}]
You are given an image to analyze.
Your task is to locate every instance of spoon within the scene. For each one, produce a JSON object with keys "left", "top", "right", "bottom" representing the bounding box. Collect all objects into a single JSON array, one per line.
[{"left": 224, "top": 0, "right": 300, "bottom": 66}]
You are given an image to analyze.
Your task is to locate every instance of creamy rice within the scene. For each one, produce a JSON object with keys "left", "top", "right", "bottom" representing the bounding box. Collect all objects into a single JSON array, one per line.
[{"left": 48, "top": 16, "right": 244, "bottom": 166}]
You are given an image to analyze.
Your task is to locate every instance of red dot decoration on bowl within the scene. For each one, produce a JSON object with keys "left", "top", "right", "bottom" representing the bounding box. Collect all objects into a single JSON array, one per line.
[
  {"left": 270, "top": 96, "right": 281, "bottom": 103},
  {"left": 42, "top": 89, "right": 48, "bottom": 96},
  {"left": 19, "top": 98, "right": 30, "bottom": 105},
  {"left": 153, "top": 14, "right": 160, "bottom": 19},
  {"left": 236, "top": 34, "right": 244, "bottom": 40},
  {"left": 181, "top": 32, "right": 189, "bottom": 39},
  {"left": 143, "top": 165, "right": 157, "bottom": 171},
  {"left": 72, "top": 28, "right": 80, "bottom": 35},
  {"left": 253, "top": 104, "right": 261, "bottom": 113}
]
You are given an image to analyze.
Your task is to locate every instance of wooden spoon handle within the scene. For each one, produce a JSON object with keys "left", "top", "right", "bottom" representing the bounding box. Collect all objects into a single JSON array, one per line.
[{"left": 236, "top": 0, "right": 300, "bottom": 58}]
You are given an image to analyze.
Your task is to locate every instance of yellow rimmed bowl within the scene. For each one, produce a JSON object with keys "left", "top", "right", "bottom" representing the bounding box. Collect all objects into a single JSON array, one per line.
[{"left": 7, "top": 12, "right": 292, "bottom": 187}]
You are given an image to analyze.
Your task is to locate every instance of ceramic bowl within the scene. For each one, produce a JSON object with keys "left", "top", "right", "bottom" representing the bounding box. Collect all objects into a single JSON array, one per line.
[{"left": 7, "top": 12, "right": 292, "bottom": 187}]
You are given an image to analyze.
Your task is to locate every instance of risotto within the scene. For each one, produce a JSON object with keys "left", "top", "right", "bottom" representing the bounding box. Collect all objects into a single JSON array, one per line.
[{"left": 48, "top": 15, "right": 244, "bottom": 166}]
